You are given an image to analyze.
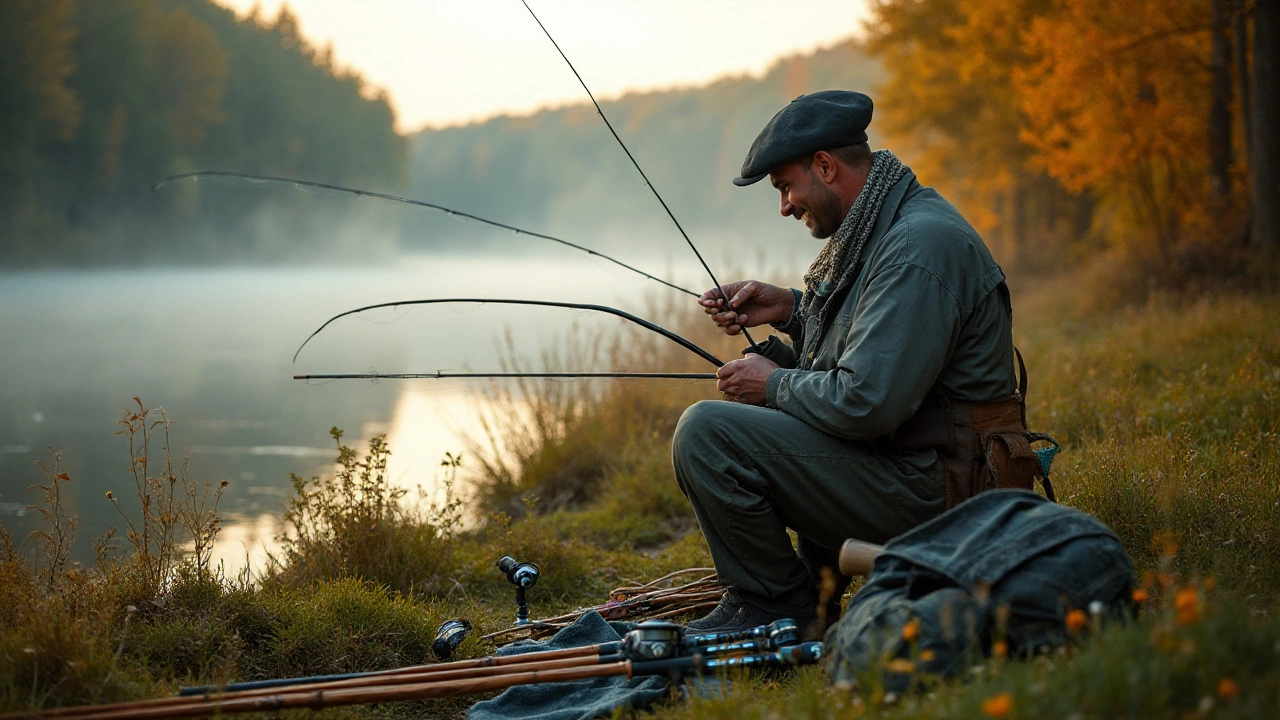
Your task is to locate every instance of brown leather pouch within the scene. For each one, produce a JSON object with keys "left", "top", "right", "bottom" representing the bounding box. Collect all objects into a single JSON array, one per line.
[{"left": 972, "top": 395, "right": 1039, "bottom": 496}]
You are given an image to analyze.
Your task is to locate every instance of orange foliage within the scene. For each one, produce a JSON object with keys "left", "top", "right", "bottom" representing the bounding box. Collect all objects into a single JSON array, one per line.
[
  {"left": 1014, "top": 0, "right": 1223, "bottom": 261},
  {"left": 866, "top": 0, "right": 1249, "bottom": 273}
]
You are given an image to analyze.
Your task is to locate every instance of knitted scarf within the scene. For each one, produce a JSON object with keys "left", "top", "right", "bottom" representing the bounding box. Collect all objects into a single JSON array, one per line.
[{"left": 798, "top": 150, "right": 909, "bottom": 329}]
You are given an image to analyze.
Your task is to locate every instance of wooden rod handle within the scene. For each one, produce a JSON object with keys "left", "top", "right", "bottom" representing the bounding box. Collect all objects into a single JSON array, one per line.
[{"left": 837, "top": 538, "right": 883, "bottom": 576}]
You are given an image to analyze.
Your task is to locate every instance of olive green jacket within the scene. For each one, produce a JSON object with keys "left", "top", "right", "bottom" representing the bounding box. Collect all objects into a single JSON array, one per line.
[{"left": 760, "top": 171, "right": 1014, "bottom": 441}]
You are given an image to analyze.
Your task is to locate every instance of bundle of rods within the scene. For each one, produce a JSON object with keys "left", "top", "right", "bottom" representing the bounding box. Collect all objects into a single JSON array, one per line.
[
  {"left": 483, "top": 567, "right": 724, "bottom": 643},
  {"left": 0, "top": 621, "right": 820, "bottom": 720}
]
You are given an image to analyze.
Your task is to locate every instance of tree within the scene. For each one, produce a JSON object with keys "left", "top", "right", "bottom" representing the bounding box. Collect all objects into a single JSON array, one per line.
[
  {"left": 1014, "top": 0, "right": 1232, "bottom": 267},
  {"left": 865, "top": 0, "right": 1085, "bottom": 267},
  {"left": 1252, "top": 0, "right": 1279, "bottom": 249},
  {"left": 0, "top": 0, "right": 79, "bottom": 199}
]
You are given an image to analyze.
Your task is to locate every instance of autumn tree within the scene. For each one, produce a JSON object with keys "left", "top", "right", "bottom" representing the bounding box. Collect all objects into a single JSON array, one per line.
[
  {"left": 0, "top": 0, "right": 79, "bottom": 203},
  {"left": 1014, "top": 0, "right": 1245, "bottom": 269},
  {"left": 865, "top": 0, "right": 1087, "bottom": 268}
]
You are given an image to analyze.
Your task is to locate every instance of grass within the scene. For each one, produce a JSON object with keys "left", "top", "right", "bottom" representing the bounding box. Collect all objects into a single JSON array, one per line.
[{"left": 1, "top": 273, "right": 1278, "bottom": 718}]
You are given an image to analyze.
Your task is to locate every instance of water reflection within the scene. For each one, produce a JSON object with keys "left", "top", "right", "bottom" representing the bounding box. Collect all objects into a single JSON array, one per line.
[{"left": 0, "top": 254, "right": 672, "bottom": 574}]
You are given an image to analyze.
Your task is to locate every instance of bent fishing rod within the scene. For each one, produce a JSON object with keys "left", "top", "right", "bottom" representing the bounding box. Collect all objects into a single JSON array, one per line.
[
  {"left": 521, "top": 0, "right": 760, "bottom": 350},
  {"left": 150, "top": 171, "right": 698, "bottom": 299},
  {"left": 291, "top": 297, "right": 722, "bottom": 381}
]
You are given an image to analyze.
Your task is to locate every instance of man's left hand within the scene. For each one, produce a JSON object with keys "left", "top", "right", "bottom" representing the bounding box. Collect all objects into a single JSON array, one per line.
[{"left": 716, "top": 353, "right": 779, "bottom": 405}]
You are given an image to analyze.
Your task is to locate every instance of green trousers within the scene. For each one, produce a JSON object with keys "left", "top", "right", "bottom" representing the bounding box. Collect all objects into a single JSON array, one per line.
[{"left": 672, "top": 400, "right": 947, "bottom": 603}]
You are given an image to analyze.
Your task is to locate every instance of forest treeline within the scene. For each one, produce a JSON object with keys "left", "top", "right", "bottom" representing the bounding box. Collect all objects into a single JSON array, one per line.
[
  {"left": 403, "top": 42, "right": 883, "bottom": 270},
  {"left": 409, "top": 0, "right": 1278, "bottom": 289},
  {"left": 0, "top": 0, "right": 404, "bottom": 265},
  {"left": 3, "top": 0, "right": 1276, "bottom": 285},
  {"left": 866, "top": 0, "right": 1278, "bottom": 287}
]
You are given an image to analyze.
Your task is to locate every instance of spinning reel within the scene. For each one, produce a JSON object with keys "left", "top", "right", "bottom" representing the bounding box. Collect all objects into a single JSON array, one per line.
[{"left": 497, "top": 555, "right": 540, "bottom": 625}]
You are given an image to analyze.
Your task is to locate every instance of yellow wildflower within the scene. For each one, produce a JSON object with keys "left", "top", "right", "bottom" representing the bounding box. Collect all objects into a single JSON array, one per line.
[
  {"left": 1217, "top": 677, "right": 1239, "bottom": 699},
  {"left": 1132, "top": 588, "right": 1150, "bottom": 604},
  {"left": 992, "top": 640, "right": 1008, "bottom": 658},
  {"left": 902, "top": 619, "right": 920, "bottom": 643}
]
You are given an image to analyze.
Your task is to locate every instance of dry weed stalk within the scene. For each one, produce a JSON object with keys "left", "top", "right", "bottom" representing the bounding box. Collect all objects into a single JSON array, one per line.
[
  {"left": 26, "top": 448, "right": 78, "bottom": 594},
  {"left": 108, "top": 397, "right": 225, "bottom": 593}
]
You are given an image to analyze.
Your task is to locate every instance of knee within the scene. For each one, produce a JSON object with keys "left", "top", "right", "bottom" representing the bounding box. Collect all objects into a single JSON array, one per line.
[{"left": 672, "top": 400, "right": 736, "bottom": 466}]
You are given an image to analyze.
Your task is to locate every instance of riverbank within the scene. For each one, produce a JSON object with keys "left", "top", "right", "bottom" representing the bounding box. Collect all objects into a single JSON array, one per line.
[{"left": 2, "top": 279, "right": 1278, "bottom": 718}]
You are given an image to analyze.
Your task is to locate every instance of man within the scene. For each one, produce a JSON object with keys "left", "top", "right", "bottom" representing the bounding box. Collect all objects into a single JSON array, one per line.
[{"left": 673, "top": 90, "right": 1019, "bottom": 634}]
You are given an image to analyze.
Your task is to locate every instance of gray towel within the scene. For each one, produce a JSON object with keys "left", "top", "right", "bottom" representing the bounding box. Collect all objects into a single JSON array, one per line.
[{"left": 466, "top": 612, "right": 672, "bottom": 720}]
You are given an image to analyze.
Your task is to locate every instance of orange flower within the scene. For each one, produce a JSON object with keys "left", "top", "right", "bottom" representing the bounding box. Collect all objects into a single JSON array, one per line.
[
  {"left": 1132, "top": 588, "right": 1150, "bottom": 603},
  {"left": 981, "top": 692, "right": 1014, "bottom": 717},
  {"left": 1065, "top": 609, "right": 1087, "bottom": 633},
  {"left": 1174, "top": 587, "right": 1200, "bottom": 625},
  {"left": 902, "top": 619, "right": 921, "bottom": 642},
  {"left": 992, "top": 640, "right": 1008, "bottom": 658},
  {"left": 1217, "top": 677, "right": 1239, "bottom": 699},
  {"left": 920, "top": 649, "right": 936, "bottom": 662},
  {"left": 886, "top": 658, "right": 915, "bottom": 674}
]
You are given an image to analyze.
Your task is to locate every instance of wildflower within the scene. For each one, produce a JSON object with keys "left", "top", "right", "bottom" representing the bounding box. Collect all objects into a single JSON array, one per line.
[
  {"left": 992, "top": 640, "right": 1008, "bottom": 658},
  {"left": 1065, "top": 609, "right": 1087, "bottom": 633},
  {"left": 1174, "top": 587, "right": 1200, "bottom": 625},
  {"left": 105, "top": 490, "right": 113, "bottom": 500},
  {"left": 902, "top": 619, "right": 921, "bottom": 642},
  {"left": 1132, "top": 588, "right": 1150, "bottom": 603},
  {"left": 981, "top": 692, "right": 1014, "bottom": 717},
  {"left": 920, "top": 649, "right": 937, "bottom": 662},
  {"left": 220, "top": 480, "right": 229, "bottom": 488},
  {"left": 1217, "top": 677, "right": 1239, "bottom": 699},
  {"left": 886, "top": 658, "right": 915, "bottom": 674}
]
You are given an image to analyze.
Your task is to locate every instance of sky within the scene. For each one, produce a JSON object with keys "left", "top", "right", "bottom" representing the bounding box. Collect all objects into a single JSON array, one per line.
[{"left": 215, "top": 0, "right": 870, "bottom": 132}]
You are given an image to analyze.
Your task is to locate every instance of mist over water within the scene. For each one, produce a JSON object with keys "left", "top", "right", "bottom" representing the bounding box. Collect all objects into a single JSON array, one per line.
[{"left": 0, "top": 250, "right": 726, "bottom": 576}]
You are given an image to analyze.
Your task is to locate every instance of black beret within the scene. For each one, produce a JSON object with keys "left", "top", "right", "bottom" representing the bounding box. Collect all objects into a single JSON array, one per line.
[{"left": 733, "top": 90, "right": 873, "bottom": 186}]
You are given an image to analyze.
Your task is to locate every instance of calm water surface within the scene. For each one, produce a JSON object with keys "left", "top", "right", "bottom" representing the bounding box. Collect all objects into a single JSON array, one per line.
[{"left": 0, "top": 254, "right": 688, "bottom": 574}]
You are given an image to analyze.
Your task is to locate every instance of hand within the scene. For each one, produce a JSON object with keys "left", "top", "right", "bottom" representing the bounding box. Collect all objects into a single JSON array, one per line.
[
  {"left": 699, "top": 280, "right": 795, "bottom": 336},
  {"left": 716, "top": 353, "right": 779, "bottom": 406}
]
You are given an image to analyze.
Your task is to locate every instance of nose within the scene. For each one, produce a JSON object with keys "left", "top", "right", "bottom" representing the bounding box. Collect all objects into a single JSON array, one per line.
[{"left": 779, "top": 194, "right": 795, "bottom": 218}]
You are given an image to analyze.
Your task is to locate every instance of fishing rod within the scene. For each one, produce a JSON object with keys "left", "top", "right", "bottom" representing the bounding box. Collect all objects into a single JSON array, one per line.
[
  {"left": 295, "top": 372, "right": 717, "bottom": 381},
  {"left": 521, "top": 1, "right": 760, "bottom": 350},
  {"left": 151, "top": 171, "right": 699, "bottom": 298},
  {"left": 19, "top": 622, "right": 819, "bottom": 720},
  {"left": 292, "top": 298, "right": 725, "bottom": 377}
]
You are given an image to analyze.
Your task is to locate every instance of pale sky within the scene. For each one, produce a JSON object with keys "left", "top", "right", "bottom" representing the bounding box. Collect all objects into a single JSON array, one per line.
[{"left": 215, "top": 0, "right": 870, "bottom": 132}]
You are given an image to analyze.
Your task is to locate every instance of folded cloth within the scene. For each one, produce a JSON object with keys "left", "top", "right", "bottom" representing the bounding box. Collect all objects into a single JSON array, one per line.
[{"left": 466, "top": 611, "right": 672, "bottom": 720}]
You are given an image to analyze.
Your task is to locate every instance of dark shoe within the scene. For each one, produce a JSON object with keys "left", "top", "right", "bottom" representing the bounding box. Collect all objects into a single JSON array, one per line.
[{"left": 686, "top": 588, "right": 818, "bottom": 636}]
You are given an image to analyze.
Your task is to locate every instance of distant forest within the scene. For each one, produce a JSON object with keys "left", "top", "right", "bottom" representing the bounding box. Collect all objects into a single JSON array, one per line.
[
  {"left": 404, "top": 43, "right": 883, "bottom": 270},
  {"left": 410, "top": 0, "right": 1279, "bottom": 290},
  {"left": 0, "top": 0, "right": 404, "bottom": 265}
]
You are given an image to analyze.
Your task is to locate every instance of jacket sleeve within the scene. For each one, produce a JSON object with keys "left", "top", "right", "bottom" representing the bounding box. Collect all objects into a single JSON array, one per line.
[{"left": 763, "top": 262, "right": 961, "bottom": 440}]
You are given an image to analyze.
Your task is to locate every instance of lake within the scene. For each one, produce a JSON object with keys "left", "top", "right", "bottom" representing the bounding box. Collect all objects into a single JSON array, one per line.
[{"left": 0, "top": 252, "right": 721, "bottom": 575}]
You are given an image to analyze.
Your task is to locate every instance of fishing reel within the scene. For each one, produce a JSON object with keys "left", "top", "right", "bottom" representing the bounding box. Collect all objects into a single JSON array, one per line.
[
  {"left": 620, "top": 618, "right": 803, "bottom": 662},
  {"left": 497, "top": 555, "right": 540, "bottom": 625}
]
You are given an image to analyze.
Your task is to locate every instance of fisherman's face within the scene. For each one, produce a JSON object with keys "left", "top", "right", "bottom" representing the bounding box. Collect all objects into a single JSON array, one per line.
[{"left": 770, "top": 159, "right": 843, "bottom": 239}]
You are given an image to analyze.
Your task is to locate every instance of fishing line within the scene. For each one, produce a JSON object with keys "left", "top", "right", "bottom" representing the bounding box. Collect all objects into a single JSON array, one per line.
[
  {"left": 521, "top": 0, "right": 760, "bottom": 349},
  {"left": 152, "top": 171, "right": 698, "bottom": 298}
]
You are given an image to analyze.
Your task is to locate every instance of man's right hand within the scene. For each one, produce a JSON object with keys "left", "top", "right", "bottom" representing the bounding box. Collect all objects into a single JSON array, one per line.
[{"left": 699, "top": 280, "right": 795, "bottom": 336}]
